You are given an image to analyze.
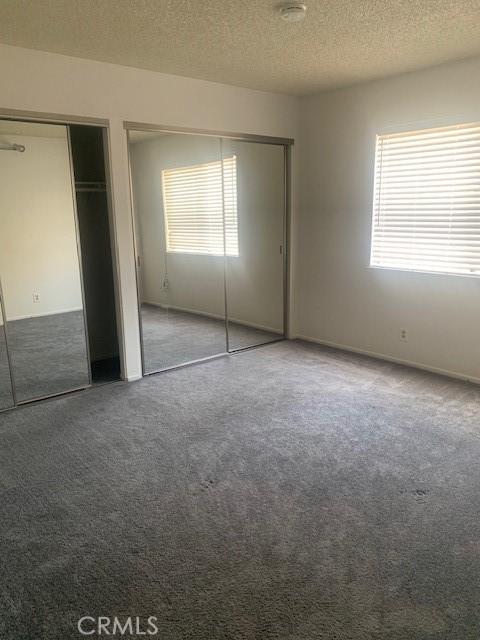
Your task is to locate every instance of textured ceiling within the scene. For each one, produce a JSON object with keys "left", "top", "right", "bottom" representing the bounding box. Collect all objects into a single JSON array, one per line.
[{"left": 1, "top": 0, "right": 480, "bottom": 95}]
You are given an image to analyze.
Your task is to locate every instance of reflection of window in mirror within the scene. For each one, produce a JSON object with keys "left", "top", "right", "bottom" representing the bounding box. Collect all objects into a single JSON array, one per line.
[{"left": 162, "top": 156, "right": 238, "bottom": 256}]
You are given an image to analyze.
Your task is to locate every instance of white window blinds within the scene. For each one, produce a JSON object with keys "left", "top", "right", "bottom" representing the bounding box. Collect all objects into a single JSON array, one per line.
[
  {"left": 162, "top": 156, "right": 238, "bottom": 256},
  {"left": 370, "top": 122, "right": 480, "bottom": 276}
]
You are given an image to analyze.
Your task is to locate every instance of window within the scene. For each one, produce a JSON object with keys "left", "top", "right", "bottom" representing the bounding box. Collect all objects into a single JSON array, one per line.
[
  {"left": 370, "top": 122, "right": 480, "bottom": 276},
  {"left": 162, "top": 156, "right": 238, "bottom": 256}
]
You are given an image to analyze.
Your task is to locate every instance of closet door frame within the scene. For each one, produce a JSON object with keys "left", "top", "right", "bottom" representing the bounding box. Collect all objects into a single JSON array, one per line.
[
  {"left": 124, "top": 121, "right": 293, "bottom": 377},
  {"left": 66, "top": 125, "right": 93, "bottom": 391},
  {"left": 0, "top": 108, "right": 122, "bottom": 409}
]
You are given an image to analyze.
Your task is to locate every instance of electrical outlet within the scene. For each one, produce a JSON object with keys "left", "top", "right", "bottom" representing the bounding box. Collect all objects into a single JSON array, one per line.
[
  {"left": 399, "top": 328, "right": 408, "bottom": 342},
  {"left": 32, "top": 293, "right": 40, "bottom": 303}
]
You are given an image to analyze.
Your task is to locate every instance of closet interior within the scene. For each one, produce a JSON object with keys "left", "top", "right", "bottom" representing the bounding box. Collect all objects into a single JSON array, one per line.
[{"left": 69, "top": 125, "right": 121, "bottom": 384}]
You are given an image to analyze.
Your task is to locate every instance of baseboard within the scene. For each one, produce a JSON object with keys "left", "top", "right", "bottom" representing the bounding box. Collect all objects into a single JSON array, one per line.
[
  {"left": 142, "top": 301, "right": 282, "bottom": 335},
  {"left": 295, "top": 334, "right": 480, "bottom": 385},
  {"left": 8, "top": 307, "right": 83, "bottom": 322},
  {"left": 228, "top": 315, "right": 282, "bottom": 334},
  {"left": 142, "top": 300, "right": 168, "bottom": 309},
  {"left": 126, "top": 373, "right": 142, "bottom": 382},
  {"left": 146, "top": 301, "right": 223, "bottom": 322}
]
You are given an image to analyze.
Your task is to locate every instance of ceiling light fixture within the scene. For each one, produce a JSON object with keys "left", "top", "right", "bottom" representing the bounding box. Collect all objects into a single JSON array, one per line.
[{"left": 279, "top": 2, "right": 307, "bottom": 23}]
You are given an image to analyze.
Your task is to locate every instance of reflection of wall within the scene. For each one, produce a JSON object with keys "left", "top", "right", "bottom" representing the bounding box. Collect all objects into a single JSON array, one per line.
[
  {"left": 130, "top": 134, "right": 284, "bottom": 332},
  {"left": 131, "top": 135, "right": 224, "bottom": 317},
  {"left": 0, "top": 133, "right": 83, "bottom": 321},
  {"left": 224, "top": 139, "right": 284, "bottom": 332}
]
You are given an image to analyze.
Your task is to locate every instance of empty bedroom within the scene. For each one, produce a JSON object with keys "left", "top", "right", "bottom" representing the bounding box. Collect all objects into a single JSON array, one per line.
[{"left": 0, "top": 1, "right": 479, "bottom": 638}]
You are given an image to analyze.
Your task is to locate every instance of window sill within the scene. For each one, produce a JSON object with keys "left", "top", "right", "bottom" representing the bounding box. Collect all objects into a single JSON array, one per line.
[
  {"left": 166, "top": 251, "right": 239, "bottom": 258},
  {"left": 368, "top": 264, "right": 480, "bottom": 280}
]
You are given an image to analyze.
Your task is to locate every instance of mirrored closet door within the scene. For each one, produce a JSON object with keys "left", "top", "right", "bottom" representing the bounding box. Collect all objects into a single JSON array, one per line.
[
  {"left": 129, "top": 131, "right": 227, "bottom": 372},
  {"left": 222, "top": 139, "right": 285, "bottom": 351},
  {"left": 128, "top": 127, "right": 288, "bottom": 375},
  {"left": 0, "top": 120, "right": 90, "bottom": 403}
]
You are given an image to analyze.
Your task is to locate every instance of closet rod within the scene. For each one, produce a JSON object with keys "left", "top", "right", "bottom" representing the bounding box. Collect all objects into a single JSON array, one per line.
[
  {"left": 75, "top": 180, "right": 106, "bottom": 192},
  {"left": 0, "top": 143, "right": 25, "bottom": 152}
]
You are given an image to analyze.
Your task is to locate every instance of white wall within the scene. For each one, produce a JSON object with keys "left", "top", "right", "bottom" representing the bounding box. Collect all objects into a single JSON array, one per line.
[
  {"left": 0, "top": 131, "right": 83, "bottom": 321},
  {"left": 297, "top": 56, "right": 480, "bottom": 382},
  {"left": 130, "top": 134, "right": 284, "bottom": 333},
  {"left": 0, "top": 44, "right": 297, "bottom": 379}
]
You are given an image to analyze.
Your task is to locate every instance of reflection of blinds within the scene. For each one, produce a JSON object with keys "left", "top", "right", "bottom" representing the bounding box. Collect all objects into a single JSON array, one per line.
[
  {"left": 371, "top": 123, "right": 480, "bottom": 276},
  {"left": 162, "top": 156, "right": 238, "bottom": 256}
]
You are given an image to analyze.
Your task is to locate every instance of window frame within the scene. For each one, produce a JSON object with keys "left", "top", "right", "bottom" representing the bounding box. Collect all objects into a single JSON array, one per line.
[{"left": 369, "top": 118, "right": 480, "bottom": 279}]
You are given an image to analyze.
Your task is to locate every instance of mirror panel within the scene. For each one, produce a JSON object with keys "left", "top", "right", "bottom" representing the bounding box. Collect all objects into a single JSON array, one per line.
[
  {"left": 129, "top": 131, "right": 227, "bottom": 372},
  {"left": 222, "top": 140, "right": 285, "bottom": 351},
  {"left": 0, "top": 291, "right": 14, "bottom": 410},
  {"left": 0, "top": 120, "right": 90, "bottom": 402}
]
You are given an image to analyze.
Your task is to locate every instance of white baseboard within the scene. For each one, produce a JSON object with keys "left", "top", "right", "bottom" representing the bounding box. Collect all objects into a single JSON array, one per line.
[
  {"left": 126, "top": 373, "right": 143, "bottom": 382},
  {"left": 142, "top": 300, "right": 167, "bottom": 309},
  {"left": 8, "top": 307, "right": 84, "bottom": 322},
  {"left": 228, "top": 315, "right": 282, "bottom": 334},
  {"left": 142, "top": 301, "right": 282, "bottom": 335},
  {"left": 295, "top": 334, "right": 480, "bottom": 385},
  {"left": 143, "top": 301, "right": 222, "bottom": 321}
]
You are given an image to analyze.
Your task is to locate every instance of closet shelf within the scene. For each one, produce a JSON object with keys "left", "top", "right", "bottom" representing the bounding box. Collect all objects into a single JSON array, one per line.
[{"left": 75, "top": 181, "right": 106, "bottom": 192}]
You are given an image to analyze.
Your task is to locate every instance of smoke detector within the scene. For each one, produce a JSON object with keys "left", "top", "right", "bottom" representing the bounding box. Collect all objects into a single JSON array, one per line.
[{"left": 279, "top": 2, "right": 307, "bottom": 23}]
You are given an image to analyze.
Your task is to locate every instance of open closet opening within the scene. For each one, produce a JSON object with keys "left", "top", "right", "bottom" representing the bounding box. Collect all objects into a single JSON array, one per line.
[{"left": 69, "top": 124, "right": 121, "bottom": 384}]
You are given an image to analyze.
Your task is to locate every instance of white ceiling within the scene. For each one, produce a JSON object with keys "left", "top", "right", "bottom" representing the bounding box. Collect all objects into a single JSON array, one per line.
[{"left": 1, "top": 0, "right": 480, "bottom": 96}]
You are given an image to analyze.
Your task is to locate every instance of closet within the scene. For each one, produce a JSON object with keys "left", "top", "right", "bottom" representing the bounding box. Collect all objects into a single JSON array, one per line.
[
  {"left": 0, "top": 118, "right": 121, "bottom": 410},
  {"left": 70, "top": 125, "right": 121, "bottom": 383},
  {"left": 127, "top": 127, "right": 290, "bottom": 375}
]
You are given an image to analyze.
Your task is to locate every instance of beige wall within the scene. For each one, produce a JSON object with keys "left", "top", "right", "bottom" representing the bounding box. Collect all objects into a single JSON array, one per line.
[
  {"left": 0, "top": 43, "right": 297, "bottom": 379},
  {"left": 0, "top": 131, "right": 83, "bottom": 321},
  {"left": 297, "top": 56, "right": 480, "bottom": 382}
]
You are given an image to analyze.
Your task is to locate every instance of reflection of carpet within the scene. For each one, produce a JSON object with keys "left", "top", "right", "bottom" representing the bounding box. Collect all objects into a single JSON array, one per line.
[
  {"left": 6, "top": 310, "right": 90, "bottom": 402},
  {"left": 1, "top": 340, "right": 480, "bottom": 638},
  {"left": 0, "top": 328, "right": 13, "bottom": 410},
  {"left": 140, "top": 304, "right": 282, "bottom": 372}
]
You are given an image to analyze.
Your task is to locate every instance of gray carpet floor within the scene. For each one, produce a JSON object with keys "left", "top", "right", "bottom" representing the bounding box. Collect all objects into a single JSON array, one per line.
[
  {"left": 141, "top": 304, "right": 281, "bottom": 372},
  {"left": 1, "top": 340, "right": 480, "bottom": 639},
  {"left": 5, "top": 310, "right": 90, "bottom": 403}
]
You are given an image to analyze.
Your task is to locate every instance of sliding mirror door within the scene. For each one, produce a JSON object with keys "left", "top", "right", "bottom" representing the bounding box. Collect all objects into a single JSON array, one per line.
[
  {"left": 0, "top": 292, "right": 14, "bottom": 410},
  {"left": 129, "top": 132, "right": 228, "bottom": 372},
  {"left": 0, "top": 120, "right": 90, "bottom": 402},
  {"left": 222, "top": 140, "right": 285, "bottom": 351}
]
